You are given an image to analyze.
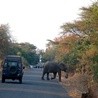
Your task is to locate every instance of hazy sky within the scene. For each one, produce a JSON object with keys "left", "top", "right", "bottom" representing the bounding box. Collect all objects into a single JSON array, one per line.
[{"left": 0, "top": 0, "right": 93, "bottom": 49}]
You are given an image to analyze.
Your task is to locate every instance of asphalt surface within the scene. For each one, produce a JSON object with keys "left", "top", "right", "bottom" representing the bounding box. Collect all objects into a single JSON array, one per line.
[{"left": 0, "top": 68, "right": 71, "bottom": 98}]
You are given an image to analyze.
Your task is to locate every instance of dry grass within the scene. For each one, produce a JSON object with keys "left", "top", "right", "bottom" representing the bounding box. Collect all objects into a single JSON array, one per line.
[
  {"left": 61, "top": 73, "right": 98, "bottom": 98},
  {"left": 61, "top": 73, "right": 89, "bottom": 98},
  {"left": 68, "top": 89, "right": 81, "bottom": 98}
]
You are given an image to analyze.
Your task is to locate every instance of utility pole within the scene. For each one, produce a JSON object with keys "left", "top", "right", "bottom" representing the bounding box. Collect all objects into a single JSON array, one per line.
[{"left": 39, "top": 55, "right": 42, "bottom": 63}]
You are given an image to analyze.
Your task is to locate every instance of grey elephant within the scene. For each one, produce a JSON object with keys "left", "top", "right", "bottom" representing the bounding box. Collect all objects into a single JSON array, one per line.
[{"left": 41, "top": 61, "right": 68, "bottom": 82}]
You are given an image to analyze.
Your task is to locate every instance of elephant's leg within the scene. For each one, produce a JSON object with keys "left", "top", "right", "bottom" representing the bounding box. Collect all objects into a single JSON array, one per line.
[
  {"left": 65, "top": 72, "right": 68, "bottom": 78},
  {"left": 47, "top": 73, "right": 50, "bottom": 80},
  {"left": 41, "top": 72, "right": 45, "bottom": 80},
  {"left": 51, "top": 72, "right": 57, "bottom": 80},
  {"left": 58, "top": 72, "right": 61, "bottom": 82}
]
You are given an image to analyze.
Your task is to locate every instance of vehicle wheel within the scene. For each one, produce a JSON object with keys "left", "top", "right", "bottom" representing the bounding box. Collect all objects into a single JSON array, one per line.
[
  {"left": 2, "top": 77, "right": 5, "bottom": 83},
  {"left": 19, "top": 78, "right": 22, "bottom": 84}
]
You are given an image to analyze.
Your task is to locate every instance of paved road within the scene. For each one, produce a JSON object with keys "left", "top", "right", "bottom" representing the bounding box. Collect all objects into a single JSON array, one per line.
[{"left": 0, "top": 68, "right": 71, "bottom": 98}]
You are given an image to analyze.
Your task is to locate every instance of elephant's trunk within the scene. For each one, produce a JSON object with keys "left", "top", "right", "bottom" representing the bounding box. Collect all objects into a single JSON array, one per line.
[{"left": 65, "top": 73, "right": 68, "bottom": 78}]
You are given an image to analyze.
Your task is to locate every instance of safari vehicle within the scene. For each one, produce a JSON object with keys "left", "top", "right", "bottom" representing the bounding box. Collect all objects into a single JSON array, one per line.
[{"left": 1, "top": 55, "right": 25, "bottom": 83}]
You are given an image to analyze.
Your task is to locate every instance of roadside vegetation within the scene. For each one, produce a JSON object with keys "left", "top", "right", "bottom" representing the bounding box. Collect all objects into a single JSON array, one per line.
[
  {"left": 42, "top": 1, "right": 98, "bottom": 98},
  {"left": 0, "top": 1, "right": 98, "bottom": 98}
]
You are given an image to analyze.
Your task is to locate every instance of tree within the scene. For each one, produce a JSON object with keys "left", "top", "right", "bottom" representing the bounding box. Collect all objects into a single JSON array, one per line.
[
  {"left": 0, "top": 24, "right": 12, "bottom": 58},
  {"left": 18, "top": 42, "right": 39, "bottom": 65}
]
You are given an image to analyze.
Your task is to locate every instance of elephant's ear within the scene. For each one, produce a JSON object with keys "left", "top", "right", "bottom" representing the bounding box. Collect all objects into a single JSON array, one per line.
[{"left": 58, "top": 62, "right": 66, "bottom": 70}]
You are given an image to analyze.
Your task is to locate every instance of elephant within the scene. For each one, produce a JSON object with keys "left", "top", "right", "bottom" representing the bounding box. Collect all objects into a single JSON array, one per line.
[{"left": 41, "top": 61, "right": 68, "bottom": 82}]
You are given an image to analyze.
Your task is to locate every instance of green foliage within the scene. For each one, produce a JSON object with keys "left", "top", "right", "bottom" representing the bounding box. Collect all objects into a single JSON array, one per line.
[
  {"left": 91, "top": 63, "right": 98, "bottom": 82},
  {"left": 22, "top": 51, "right": 39, "bottom": 65},
  {"left": 42, "top": 47, "right": 56, "bottom": 62}
]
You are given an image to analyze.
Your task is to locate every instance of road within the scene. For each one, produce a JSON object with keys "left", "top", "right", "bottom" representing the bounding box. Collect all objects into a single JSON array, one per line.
[{"left": 0, "top": 68, "right": 71, "bottom": 98}]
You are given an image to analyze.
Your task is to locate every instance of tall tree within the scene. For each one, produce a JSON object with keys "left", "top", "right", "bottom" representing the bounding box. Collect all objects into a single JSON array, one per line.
[{"left": 0, "top": 24, "right": 12, "bottom": 58}]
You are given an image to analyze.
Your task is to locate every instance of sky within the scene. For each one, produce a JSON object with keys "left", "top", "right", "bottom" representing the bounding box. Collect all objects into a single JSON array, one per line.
[{"left": 0, "top": 0, "right": 94, "bottom": 50}]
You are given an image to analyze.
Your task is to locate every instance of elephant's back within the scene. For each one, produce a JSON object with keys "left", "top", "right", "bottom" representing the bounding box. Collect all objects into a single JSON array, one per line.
[
  {"left": 44, "top": 61, "right": 59, "bottom": 72},
  {"left": 45, "top": 61, "right": 57, "bottom": 67}
]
